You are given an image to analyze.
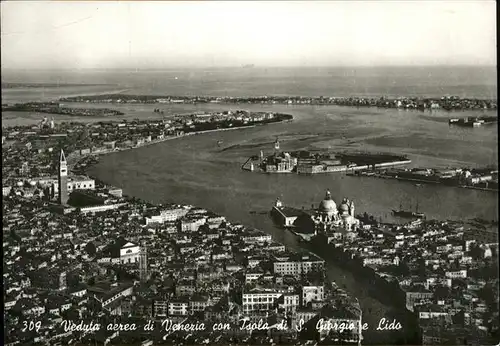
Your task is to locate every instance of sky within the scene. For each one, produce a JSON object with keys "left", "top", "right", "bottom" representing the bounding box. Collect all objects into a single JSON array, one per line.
[{"left": 1, "top": 1, "right": 497, "bottom": 69}]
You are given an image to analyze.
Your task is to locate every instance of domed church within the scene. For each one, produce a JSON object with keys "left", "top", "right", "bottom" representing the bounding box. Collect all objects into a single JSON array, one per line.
[
  {"left": 290, "top": 189, "right": 360, "bottom": 239},
  {"left": 314, "top": 189, "right": 359, "bottom": 232}
]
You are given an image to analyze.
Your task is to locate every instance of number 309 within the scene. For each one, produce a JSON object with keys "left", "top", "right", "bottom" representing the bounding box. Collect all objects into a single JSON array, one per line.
[{"left": 22, "top": 321, "right": 41, "bottom": 332}]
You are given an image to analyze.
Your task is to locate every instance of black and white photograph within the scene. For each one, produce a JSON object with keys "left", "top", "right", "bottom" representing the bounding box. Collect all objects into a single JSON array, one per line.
[{"left": 1, "top": 1, "right": 498, "bottom": 345}]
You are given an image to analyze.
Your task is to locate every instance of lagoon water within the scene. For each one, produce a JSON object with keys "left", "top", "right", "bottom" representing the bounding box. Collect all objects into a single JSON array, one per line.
[
  {"left": 2, "top": 66, "right": 498, "bottom": 343},
  {"left": 2, "top": 65, "right": 497, "bottom": 101}
]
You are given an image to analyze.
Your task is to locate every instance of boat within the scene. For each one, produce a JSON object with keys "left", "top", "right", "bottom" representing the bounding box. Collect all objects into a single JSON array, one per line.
[
  {"left": 392, "top": 202, "right": 425, "bottom": 219},
  {"left": 392, "top": 209, "right": 425, "bottom": 218},
  {"left": 392, "top": 208, "right": 415, "bottom": 218}
]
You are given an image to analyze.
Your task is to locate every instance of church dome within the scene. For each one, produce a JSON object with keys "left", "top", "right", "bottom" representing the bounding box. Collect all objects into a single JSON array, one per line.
[
  {"left": 339, "top": 203, "right": 350, "bottom": 212},
  {"left": 318, "top": 189, "right": 337, "bottom": 213},
  {"left": 319, "top": 199, "right": 337, "bottom": 212}
]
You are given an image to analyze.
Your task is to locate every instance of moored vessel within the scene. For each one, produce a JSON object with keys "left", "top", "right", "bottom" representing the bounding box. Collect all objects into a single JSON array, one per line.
[{"left": 392, "top": 202, "right": 425, "bottom": 219}]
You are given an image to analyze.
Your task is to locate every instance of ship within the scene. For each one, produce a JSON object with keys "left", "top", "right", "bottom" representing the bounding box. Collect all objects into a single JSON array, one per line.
[{"left": 392, "top": 202, "right": 425, "bottom": 219}]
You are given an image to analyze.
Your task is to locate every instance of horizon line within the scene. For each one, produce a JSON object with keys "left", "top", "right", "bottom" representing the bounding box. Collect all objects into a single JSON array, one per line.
[{"left": 2, "top": 64, "right": 497, "bottom": 71}]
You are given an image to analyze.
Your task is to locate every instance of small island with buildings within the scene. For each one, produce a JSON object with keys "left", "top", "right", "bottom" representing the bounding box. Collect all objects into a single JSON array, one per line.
[
  {"left": 173, "top": 110, "right": 293, "bottom": 132},
  {"left": 242, "top": 138, "right": 411, "bottom": 174}
]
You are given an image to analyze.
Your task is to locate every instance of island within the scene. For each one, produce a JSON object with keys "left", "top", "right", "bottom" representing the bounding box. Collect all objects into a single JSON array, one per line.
[
  {"left": 2, "top": 102, "right": 124, "bottom": 117},
  {"left": 242, "top": 145, "right": 411, "bottom": 174},
  {"left": 59, "top": 94, "right": 498, "bottom": 111},
  {"left": 174, "top": 110, "right": 293, "bottom": 133}
]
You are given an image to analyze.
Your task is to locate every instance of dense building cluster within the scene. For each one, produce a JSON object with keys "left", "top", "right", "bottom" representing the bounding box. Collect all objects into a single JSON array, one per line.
[
  {"left": 3, "top": 190, "right": 365, "bottom": 345},
  {"left": 3, "top": 120, "right": 363, "bottom": 346},
  {"left": 312, "top": 215, "right": 499, "bottom": 345}
]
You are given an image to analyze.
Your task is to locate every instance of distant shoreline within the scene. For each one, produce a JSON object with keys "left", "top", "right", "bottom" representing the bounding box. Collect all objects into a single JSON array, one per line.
[
  {"left": 1, "top": 82, "right": 118, "bottom": 89},
  {"left": 1, "top": 65, "right": 496, "bottom": 71},
  {"left": 59, "top": 94, "right": 498, "bottom": 112}
]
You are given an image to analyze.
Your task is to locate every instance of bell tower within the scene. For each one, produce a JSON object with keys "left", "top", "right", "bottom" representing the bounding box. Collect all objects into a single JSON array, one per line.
[
  {"left": 349, "top": 200, "right": 355, "bottom": 217},
  {"left": 58, "top": 149, "right": 69, "bottom": 205},
  {"left": 139, "top": 242, "right": 149, "bottom": 282}
]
